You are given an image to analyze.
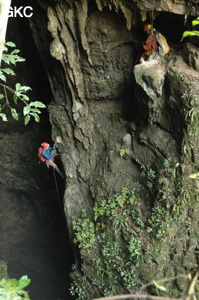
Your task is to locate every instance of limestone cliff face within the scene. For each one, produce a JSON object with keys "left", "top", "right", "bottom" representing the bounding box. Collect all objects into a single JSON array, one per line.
[{"left": 26, "top": 0, "right": 199, "bottom": 298}]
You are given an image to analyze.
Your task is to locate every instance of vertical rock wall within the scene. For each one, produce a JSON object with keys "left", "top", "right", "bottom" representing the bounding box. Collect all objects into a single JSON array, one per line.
[{"left": 30, "top": 0, "right": 141, "bottom": 230}]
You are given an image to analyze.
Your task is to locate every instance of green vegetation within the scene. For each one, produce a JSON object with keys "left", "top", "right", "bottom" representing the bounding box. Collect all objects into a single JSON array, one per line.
[
  {"left": 0, "top": 275, "right": 31, "bottom": 299},
  {"left": 140, "top": 159, "right": 177, "bottom": 239},
  {"left": 181, "top": 17, "right": 199, "bottom": 41},
  {"left": 72, "top": 209, "right": 96, "bottom": 252},
  {"left": 0, "top": 42, "right": 46, "bottom": 125},
  {"left": 119, "top": 148, "right": 129, "bottom": 158},
  {"left": 70, "top": 172, "right": 184, "bottom": 299},
  {"left": 189, "top": 172, "right": 199, "bottom": 179},
  {"left": 70, "top": 151, "right": 199, "bottom": 300},
  {"left": 180, "top": 78, "right": 199, "bottom": 165},
  {"left": 184, "top": 84, "right": 199, "bottom": 129},
  {"left": 71, "top": 185, "right": 143, "bottom": 299},
  {"left": 111, "top": 109, "right": 123, "bottom": 123}
]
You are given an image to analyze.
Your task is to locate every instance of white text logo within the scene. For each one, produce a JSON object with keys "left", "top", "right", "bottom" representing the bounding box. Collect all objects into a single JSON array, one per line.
[{"left": 9, "top": 6, "right": 33, "bottom": 18}]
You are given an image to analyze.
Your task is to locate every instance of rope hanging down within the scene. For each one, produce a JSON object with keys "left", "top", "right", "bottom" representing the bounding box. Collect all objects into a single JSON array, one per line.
[{"left": 53, "top": 167, "right": 62, "bottom": 209}]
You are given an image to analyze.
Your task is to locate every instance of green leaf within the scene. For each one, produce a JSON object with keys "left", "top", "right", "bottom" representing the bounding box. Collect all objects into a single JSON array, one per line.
[
  {"left": 30, "top": 101, "right": 46, "bottom": 108},
  {"left": 10, "top": 56, "right": 17, "bottom": 65},
  {"left": 15, "top": 83, "right": 21, "bottom": 91},
  {"left": 5, "top": 41, "right": 16, "bottom": 47},
  {"left": 3, "top": 46, "right": 8, "bottom": 52},
  {"left": 23, "top": 105, "right": 31, "bottom": 116},
  {"left": 181, "top": 30, "right": 199, "bottom": 41},
  {"left": 11, "top": 49, "right": 20, "bottom": 54},
  {"left": 15, "top": 83, "right": 32, "bottom": 94},
  {"left": 0, "top": 74, "right": 6, "bottom": 82},
  {"left": 192, "top": 18, "right": 199, "bottom": 26},
  {"left": 153, "top": 281, "right": 167, "bottom": 292},
  {"left": 14, "top": 91, "right": 20, "bottom": 98},
  {"left": 191, "top": 30, "right": 199, "bottom": 35},
  {"left": 1, "top": 68, "right": 15, "bottom": 76},
  {"left": 30, "top": 112, "right": 40, "bottom": 122},
  {"left": 0, "top": 113, "right": 8, "bottom": 121},
  {"left": 2, "top": 55, "right": 10, "bottom": 64},
  {"left": 13, "top": 94, "right": 18, "bottom": 104},
  {"left": 11, "top": 108, "right": 19, "bottom": 120},
  {"left": 9, "top": 278, "right": 18, "bottom": 288},
  {"left": 24, "top": 115, "right": 30, "bottom": 126},
  {"left": 21, "top": 86, "right": 32, "bottom": 92},
  {"left": 189, "top": 172, "right": 199, "bottom": 179},
  {"left": 17, "top": 275, "right": 31, "bottom": 290},
  {"left": 20, "top": 94, "right": 30, "bottom": 102},
  {"left": 0, "top": 94, "right": 5, "bottom": 99},
  {"left": 30, "top": 108, "right": 42, "bottom": 113},
  {"left": 15, "top": 56, "right": 25, "bottom": 63}
]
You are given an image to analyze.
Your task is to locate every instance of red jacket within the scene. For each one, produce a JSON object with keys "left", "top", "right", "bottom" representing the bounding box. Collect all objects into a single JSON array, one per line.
[{"left": 143, "top": 33, "right": 158, "bottom": 51}]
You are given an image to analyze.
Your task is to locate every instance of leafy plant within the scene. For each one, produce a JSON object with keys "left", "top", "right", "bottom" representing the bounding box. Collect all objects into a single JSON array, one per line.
[
  {"left": 0, "top": 275, "right": 31, "bottom": 299},
  {"left": 0, "top": 42, "right": 46, "bottom": 125},
  {"left": 189, "top": 172, "right": 199, "bottom": 179},
  {"left": 119, "top": 148, "right": 129, "bottom": 158},
  {"left": 147, "top": 206, "right": 172, "bottom": 238},
  {"left": 71, "top": 153, "right": 194, "bottom": 299},
  {"left": 111, "top": 110, "right": 123, "bottom": 123},
  {"left": 181, "top": 17, "right": 199, "bottom": 41},
  {"left": 71, "top": 186, "right": 144, "bottom": 299},
  {"left": 141, "top": 164, "right": 156, "bottom": 190},
  {"left": 72, "top": 209, "right": 96, "bottom": 252},
  {"left": 184, "top": 94, "right": 199, "bottom": 128}
]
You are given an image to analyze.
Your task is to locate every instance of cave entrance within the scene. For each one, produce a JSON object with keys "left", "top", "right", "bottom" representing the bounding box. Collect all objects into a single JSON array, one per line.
[
  {"left": 0, "top": 15, "right": 74, "bottom": 300},
  {"left": 139, "top": 11, "right": 198, "bottom": 48}
]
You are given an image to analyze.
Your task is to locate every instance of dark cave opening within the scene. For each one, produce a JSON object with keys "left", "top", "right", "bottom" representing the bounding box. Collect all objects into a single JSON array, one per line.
[
  {"left": 153, "top": 12, "right": 186, "bottom": 47},
  {"left": 0, "top": 14, "right": 74, "bottom": 300},
  {"left": 134, "top": 12, "right": 187, "bottom": 59},
  {"left": 137, "top": 11, "right": 199, "bottom": 50}
]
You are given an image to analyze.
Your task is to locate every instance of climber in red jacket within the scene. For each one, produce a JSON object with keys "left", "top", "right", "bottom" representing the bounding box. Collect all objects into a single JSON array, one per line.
[
  {"left": 38, "top": 142, "right": 64, "bottom": 178},
  {"left": 140, "top": 23, "right": 159, "bottom": 61}
]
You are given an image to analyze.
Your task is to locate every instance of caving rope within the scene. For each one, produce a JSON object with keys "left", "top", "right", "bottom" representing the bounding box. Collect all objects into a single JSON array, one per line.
[
  {"left": 52, "top": 167, "right": 62, "bottom": 209},
  {"left": 150, "top": 10, "right": 154, "bottom": 28},
  {"left": 52, "top": 143, "right": 63, "bottom": 208}
]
